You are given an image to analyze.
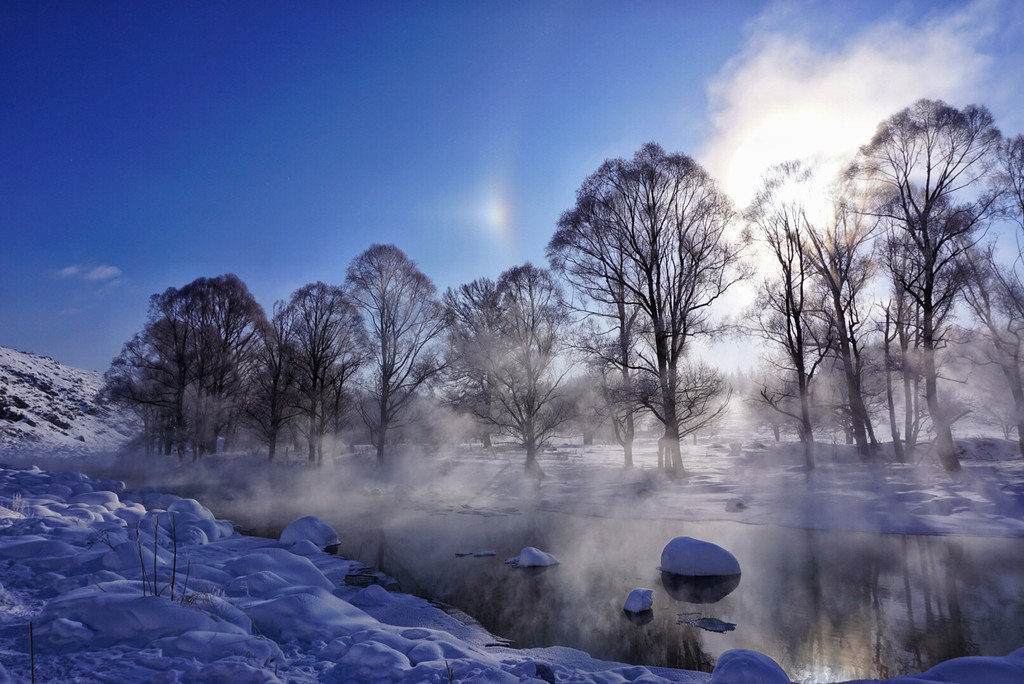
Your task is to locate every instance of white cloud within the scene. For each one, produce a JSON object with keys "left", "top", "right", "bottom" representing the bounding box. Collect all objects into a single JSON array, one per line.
[
  {"left": 55, "top": 264, "right": 123, "bottom": 283},
  {"left": 85, "top": 265, "right": 123, "bottom": 281},
  {"left": 701, "top": 0, "right": 1013, "bottom": 209}
]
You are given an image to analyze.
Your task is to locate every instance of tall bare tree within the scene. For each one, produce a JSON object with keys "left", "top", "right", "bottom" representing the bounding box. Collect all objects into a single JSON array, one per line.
[
  {"left": 244, "top": 301, "right": 299, "bottom": 461},
  {"left": 962, "top": 135, "right": 1024, "bottom": 456},
  {"left": 286, "top": 282, "right": 365, "bottom": 465},
  {"left": 746, "top": 163, "right": 834, "bottom": 469},
  {"left": 549, "top": 142, "right": 743, "bottom": 476},
  {"left": 851, "top": 99, "right": 1002, "bottom": 472},
  {"left": 346, "top": 244, "right": 447, "bottom": 463},
  {"left": 487, "top": 264, "right": 574, "bottom": 474},
  {"left": 443, "top": 278, "right": 503, "bottom": 448}
]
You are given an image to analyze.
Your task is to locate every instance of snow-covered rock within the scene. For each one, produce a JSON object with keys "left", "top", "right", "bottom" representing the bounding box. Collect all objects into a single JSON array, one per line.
[
  {"left": 279, "top": 515, "right": 339, "bottom": 549},
  {"left": 660, "top": 536, "right": 740, "bottom": 576},
  {"left": 505, "top": 546, "right": 559, "bottom": 568},
  {"left": 623, "top": 588, "right": 654, "bottom": 613},
  {"left": 710, "top": 649, "right": 790, "bottom": 684}
]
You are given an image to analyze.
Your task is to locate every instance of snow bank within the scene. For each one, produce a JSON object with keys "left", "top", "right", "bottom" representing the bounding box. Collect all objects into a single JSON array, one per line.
[
  {"left": 660, "top": 536, "right": 741, "bottom": 576},
  {"left": 505, "top": 546, "right": 560, "bottom": 568},
  {"left": 880, "top": 646, "right": 1024, "bottom": 684}
]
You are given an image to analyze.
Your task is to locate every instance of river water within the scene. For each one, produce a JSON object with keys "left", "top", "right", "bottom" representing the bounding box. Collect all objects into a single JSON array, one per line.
[{"left": 184, "top": 484, "right": 1024, "bottom": 683}]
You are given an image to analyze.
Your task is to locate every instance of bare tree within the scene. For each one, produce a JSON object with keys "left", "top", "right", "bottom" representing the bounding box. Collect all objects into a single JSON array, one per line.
[
  {"left": 851, "top": 99, "right": 1002, "bottom": 472},
  {"left": 243, "top": 301, "right": 299, "bottom": 461},
  {"left": 346, "top": 244, "right": 447, "bottom": 464},
  {"left": 443, "top": 278, "right": 503, "bottom": 448},
  {"left": 550, "top": 142, "right": 743, "bottom": 476},
  {"left": 180, "top": 275, "right": 264, "bottom": 456},
  {"left": 550, "top": 196, "right": 644, "bottom": 467},
  {"left": 746, "top": 163, "right": 834, "bottom": 469},
  {"left": 105, "top": 277, "right": 263, "bottom": 461},
  {"left": 286, "top": 282, "right": 365, "bottom": 465},
  {"left": 805, "top": 183, "right": 881, "bottom": 460},
  {"left": 961, "top": 135, "right": 1024, "bottom": 456},
  {"left": 486, "top": 264, "right": 575, "bottom": 475}
]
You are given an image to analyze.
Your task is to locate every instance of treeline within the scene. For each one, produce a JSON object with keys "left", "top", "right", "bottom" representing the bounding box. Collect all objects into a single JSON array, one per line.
[{"left": 105, "top": 99, "right": 1024, "bottom": 474}]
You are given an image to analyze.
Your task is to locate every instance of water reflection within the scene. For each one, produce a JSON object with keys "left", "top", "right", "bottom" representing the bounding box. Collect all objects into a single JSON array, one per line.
[
  {"left": 196, "top": 492, "right": 1024, "bottom": 683},
  {"left": 660, "top": 572, "right": 741, "bottom": 603}
]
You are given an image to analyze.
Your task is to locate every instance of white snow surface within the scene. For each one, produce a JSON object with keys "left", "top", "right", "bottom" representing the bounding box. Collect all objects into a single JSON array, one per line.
[
  {"left": 623, "top": 588, "right": 654, "bottom": 613},
  {"left": 0, "top": 346, "right": 136, "bottom": 455},
  {"left": 660, "top": 537, "right": 741, "bottom": 577}
]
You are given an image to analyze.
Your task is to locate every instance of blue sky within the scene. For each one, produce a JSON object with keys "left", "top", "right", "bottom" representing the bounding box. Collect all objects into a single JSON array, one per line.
[{"left": 2, "top": 0, "right": 1023, "bottom": 371}]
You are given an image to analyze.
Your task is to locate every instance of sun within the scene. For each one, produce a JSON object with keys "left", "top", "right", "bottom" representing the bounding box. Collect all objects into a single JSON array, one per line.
[{"left": 718, "top": 106, "right": 877, "bottom": 211}]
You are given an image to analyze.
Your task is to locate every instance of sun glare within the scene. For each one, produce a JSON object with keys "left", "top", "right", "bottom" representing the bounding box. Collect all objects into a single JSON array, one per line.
[{"left": 721, "top": 107, "right": 875, "bottom": 210}]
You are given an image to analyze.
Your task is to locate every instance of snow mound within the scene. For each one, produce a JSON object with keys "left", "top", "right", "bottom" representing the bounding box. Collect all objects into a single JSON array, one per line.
[
  {"left": 279, "top": 515, "right": 339, "bottom": 548},
  {"left": 710, "top": 649, "right": 790, "bottom": 684},
  {"left": 623, "top": 588, "right": 654, "bottom": 613},
  {"left": 660, "top": 536, "right": 740, "bottom": 576},
  {"left": 505, "top": 546, "right": 559, "bottom": 568},
  {"left": 890, "top": 646, "right": 1024, "bottom": 684}
]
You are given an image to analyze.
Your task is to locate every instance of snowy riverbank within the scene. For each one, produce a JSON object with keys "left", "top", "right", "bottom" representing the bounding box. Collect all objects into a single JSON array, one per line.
[{"left": 1, "top": 461, "right": 1023, "bottom": 683}]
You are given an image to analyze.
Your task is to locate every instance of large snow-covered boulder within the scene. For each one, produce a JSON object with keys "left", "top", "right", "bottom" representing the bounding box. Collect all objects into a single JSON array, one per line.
[
  {"left": 660, "top": 536, "right": 740, "bottom": 576},
  {"left": 710, "top": 649, "right": 790, "bottom": 684},
  {"left": 279, "top": 515, "right": 339, "bottom": 549},
  {"left": 623, "top": 588, "right": 654, "bottom": 613},
  {"left": 505, "top": 547, "right": 559, "bottom": 568}
]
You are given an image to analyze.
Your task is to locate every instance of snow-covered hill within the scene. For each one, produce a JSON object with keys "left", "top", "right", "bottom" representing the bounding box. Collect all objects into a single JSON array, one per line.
[{"left": 0, "top": 346, "right": 136, "bottom": 455}]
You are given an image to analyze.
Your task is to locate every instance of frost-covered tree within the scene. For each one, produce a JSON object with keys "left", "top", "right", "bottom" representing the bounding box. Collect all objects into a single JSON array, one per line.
[
  {"left": 105, "top": 274, "right": 262, "bottom": 460},
  {"left": 851, "top": 99, "right": 1002, "bottom": 472},
  {"left": 486, "top": 264, "right": 575, "bottom": 475},
  {"left": 346, "top": 245, "right": 447, "bottom": 463},
  {"left": 243, "top": 301, "right": 300, "bottom": 461},
  {"left": 442, "top": 278, "right": 503, "bottom": 448},
  {"left": 746, "top": 163, "right": 834, "bottom": 470},
  {"left": 285, "top": 282, "right": 366, "bottom": 465},
  {"left": 550, "top": 143, "right": 743, "bottom": 476}
]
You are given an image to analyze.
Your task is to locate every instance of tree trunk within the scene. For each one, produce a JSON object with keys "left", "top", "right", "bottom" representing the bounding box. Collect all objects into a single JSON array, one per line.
[
  {"left": 921, "top": 309, "right": 960, "bottom": 472},
  {"left": 1004, "top": 363, "right": 1024, "bottom": 459},
  {"left": 885, "top": 347, "right": 905, "bottom": 463},
  {"left": 799, "top": 389, "right": 815, "bottom": 471},
  {"left": 834, "top": 305, "right": 872, "bottom": 461},
  {"left": 375, "top": 429, "right": 386, "bottom": 465}
]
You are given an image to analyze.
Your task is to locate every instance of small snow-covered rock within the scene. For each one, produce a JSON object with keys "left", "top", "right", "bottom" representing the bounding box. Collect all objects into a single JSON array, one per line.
[
  {"left": 279, "top": 515, "right": 339, "bottom": 549},
  {"left": 660, "top": 536, "right": 740, "bottom": 576},
  {"left": 710, "top": 649, "right": 789, "bottom": 684},
  {"left": 505, "top": 546, "right": 559, "bottom": 568},
  {"left": 623, "top": 588, "right": 654, "bottom": 613}
]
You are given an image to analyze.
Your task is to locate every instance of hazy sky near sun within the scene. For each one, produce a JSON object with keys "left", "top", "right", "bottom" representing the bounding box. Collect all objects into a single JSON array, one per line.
[{"left": 2, "top": 0, "right": 1023, "bottom": 371}]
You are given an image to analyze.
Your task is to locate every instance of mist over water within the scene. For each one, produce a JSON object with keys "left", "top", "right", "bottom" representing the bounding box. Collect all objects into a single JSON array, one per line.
[{"left": 96, "top": 443, "right": 1024, "bottom": 683}]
